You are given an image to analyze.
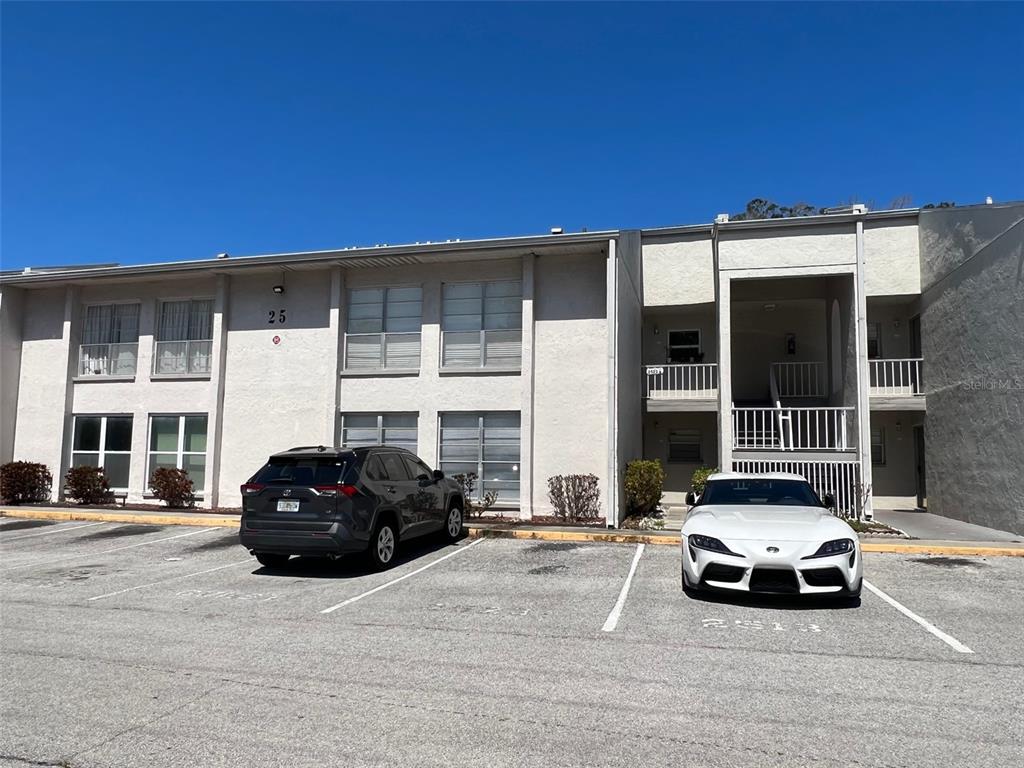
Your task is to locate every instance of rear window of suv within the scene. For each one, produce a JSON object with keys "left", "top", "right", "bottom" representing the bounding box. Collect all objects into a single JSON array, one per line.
[{"left": 251, "top": 457, "right": 353, "bottom": 487}]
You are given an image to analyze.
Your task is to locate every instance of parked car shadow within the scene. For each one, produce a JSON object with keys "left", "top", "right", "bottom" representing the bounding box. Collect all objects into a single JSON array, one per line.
[
  {"left": 684, "top": 588, "right": 861, "bottom": 610},
  {"left": 249, "top": 530, "right": 468, "bottom": 579}
]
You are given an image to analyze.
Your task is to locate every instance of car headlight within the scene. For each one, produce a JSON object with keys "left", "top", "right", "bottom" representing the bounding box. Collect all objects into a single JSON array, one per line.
[
  {"left": 687, "top": 534, "right": 743, "bottom": 558},
  {"left": 802, "top": 538, "right": 855, "bottom": 559}
]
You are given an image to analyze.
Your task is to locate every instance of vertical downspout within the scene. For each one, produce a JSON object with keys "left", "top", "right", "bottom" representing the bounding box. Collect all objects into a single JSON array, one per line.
[
  {"left": 712, "top": 222, "right": 730, "bottom": 470},
  {"left": 854, "top": 219, "right": 874, "bottom": 520},
  {"left": 606, "top": 238, "right": 619, "bottom": 527}
]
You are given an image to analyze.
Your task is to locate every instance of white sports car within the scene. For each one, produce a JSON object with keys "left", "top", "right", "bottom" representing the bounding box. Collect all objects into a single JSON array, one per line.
[{"left": 681, "top": 472, "right": 863, "bottom": 598}]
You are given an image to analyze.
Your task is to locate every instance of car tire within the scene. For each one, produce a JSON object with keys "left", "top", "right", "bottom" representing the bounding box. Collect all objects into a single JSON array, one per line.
[
  {"left": 255, "top": 552, "right": 290, "bottom": 568},
  {"left": 443, "top": 504, "right": 463, "bottom": 543},
  {"left": 368, "top": 520, "right": 398, "bottom": 571}
]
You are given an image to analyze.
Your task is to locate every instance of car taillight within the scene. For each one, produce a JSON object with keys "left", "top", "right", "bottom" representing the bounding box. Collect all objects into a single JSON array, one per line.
[
  {"left": 314, "top": 484, "right": 359, "bottom": 497},
  {"left": 240, "top": 483, "right": 265, "bottom": 495}
]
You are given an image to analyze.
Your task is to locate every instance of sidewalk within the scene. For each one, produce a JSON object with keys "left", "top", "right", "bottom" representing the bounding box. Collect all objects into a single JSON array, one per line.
[
  {"left": 3, "top": 505, "right": 1023, "bottom": 557},
  {"left": 874, "top": 509, "right": 1022, "bottom": 543}
]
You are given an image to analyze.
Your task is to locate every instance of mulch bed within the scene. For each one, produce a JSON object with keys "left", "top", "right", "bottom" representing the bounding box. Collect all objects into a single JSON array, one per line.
[
  {"left": 12, "top": 502, "right": 241, "bottom": 515},
  {"left": 469, "top": 515, "right": 607, "bottom": 528}
]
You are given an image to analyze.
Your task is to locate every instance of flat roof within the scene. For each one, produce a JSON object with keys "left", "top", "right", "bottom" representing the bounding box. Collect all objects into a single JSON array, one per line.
[{"left": 8, "top": 200, "right": 1017, "bottom": 288}]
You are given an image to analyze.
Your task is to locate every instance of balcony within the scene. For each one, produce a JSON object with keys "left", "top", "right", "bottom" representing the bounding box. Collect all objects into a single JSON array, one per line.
[
  {"left": 644, "top": 364, "right": 718, "bottom": 410},
  {"left": 78, "top": 343, "right": 138, "bottom": 377},
  {"left": 153, "top": 340, "right": 213, "bottom": 376},
  {"left": 869, "top": 358, "right": 925, "bottom": 410},
  {"left": 770, "top": 361, "right": 826, "bottom": 399},
  {"left": 344, "top": 332, "right": 421, "bottom": 372},
  {"left": 733, "top": 406, "right": 855, "bottom": 451}
]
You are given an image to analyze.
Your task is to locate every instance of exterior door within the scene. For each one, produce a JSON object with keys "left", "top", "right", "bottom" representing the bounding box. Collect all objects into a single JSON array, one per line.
[{"left": 913, "top": 425, "right": 927, "bottom": 509}]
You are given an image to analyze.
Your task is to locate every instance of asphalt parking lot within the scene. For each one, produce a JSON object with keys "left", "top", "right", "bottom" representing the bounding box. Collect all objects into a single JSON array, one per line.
[{"left": 1, "top": 517, "right": 1022, "bottom": 768}]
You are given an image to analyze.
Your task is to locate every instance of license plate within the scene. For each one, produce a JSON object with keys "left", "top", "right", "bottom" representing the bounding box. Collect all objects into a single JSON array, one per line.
[{"left": 276, "top": 500, "right": 300, "bottom": 512}]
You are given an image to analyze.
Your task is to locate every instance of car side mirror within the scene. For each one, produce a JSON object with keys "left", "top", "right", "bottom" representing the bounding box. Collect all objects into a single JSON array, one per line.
[
  {"left": 432, "top": 469, "right": 445, "bottom": 482},
  {"left": 685, "top": 491, "right": 697, "bottom": 506},
  {"left": 823, "top": 492, "right": 836, "bottom": 509}
]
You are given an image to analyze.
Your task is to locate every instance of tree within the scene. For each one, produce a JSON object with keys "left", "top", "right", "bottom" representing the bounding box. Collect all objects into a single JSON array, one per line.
[
  {"left": 922, "top": 201, "right": 956, "bottom": 209},
  {"left": 731, "top": 198, "right": 823, "bottom": 221}
]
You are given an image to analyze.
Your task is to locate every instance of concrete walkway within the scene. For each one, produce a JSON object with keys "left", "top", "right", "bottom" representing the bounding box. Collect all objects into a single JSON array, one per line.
[{"left": 874, "top": 509, "right": 1022, "bottom": 543}]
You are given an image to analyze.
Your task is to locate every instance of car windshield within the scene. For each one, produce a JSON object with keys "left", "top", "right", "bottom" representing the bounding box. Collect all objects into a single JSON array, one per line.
[
  {"left": 250, "top": 457, "right": 352, "bottom": 486},
  {"left": 699, "top": 478, "right": 821, "bottom": 507}
]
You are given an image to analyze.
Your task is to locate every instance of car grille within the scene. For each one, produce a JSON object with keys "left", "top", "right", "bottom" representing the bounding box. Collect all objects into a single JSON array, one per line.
[
  {"left": 801, "top": 567, "right": 847, "bottom": 588},
  {"left": 749, "top": 568, "right": 799, "bottom": 594},
  {"left": 702, "top": 563, "right": 746, "bottom": 583}
]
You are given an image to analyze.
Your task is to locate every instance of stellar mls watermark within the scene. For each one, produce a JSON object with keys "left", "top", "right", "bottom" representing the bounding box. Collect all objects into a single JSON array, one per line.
[{"left": 959, "top": 377, "right": 1024, "bottom": 391}]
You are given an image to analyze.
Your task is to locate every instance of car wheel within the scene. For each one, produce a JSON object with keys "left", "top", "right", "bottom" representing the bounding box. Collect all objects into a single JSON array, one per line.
[
  {"left": 368, "top": 521, "right": 398, "bottom": 570},
  {"left": 443, "top": 504, "right": 463, "bottom": 543},
  {"left": 255, "top": 552, "right": 290, "bottom": 568}
]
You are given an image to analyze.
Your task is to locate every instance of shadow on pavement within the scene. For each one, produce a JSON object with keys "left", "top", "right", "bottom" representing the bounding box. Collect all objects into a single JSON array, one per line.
[
  {"left": 684, "top": 588, "right": 861, "bottom": 611},
  {"left": 250, "top": 531, "right": 467, "bottom": 580}
]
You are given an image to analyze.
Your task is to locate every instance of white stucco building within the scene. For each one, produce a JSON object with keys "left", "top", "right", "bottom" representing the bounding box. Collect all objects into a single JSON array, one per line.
[{"left": 3, "top": 202, "right": 1020, "bottom": 528}]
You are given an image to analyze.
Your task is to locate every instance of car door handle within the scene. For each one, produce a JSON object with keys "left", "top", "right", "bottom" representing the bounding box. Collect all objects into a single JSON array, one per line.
[{"left": 386, "top": 486, "right": 397, "bottom": 494}]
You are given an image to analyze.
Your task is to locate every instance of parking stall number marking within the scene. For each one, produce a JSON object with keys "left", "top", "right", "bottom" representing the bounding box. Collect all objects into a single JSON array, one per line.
[{"left": 702, "top": 618, "right": 823, "bottom": 633}]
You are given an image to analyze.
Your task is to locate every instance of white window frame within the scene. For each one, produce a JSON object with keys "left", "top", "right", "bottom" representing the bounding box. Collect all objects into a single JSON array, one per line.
[
  {"left": 667, "top": 329, "right": 702, "bottom": 363},
  {"left": 440, "top": 279, "right": 523, "bottom": 370},
  {"left": 667, "top": 428, "right": 702, "bottom": 463},
  {"left": 437, "top": 411, "right": 521, "bottom": 504},
  {"left": 342, "top": 284, "right": 423, "bottom": 371},
  {"left": 78, "top": 301, "right": 142, "bottom": 377},
  {"left": 867, "top": 322, "right": 882, "bottom": 360},
  {"left": 70, "top": 414, "right": 134, "bottom": 491},
  {"left": 339, "top": 412, "right": 419, "bottom": 452},
  {"left": 153, "top": 297, "right": 215, "bottom": 376},
  {"left": 146, "top": 414, "right": 208, "bottom": 495},
  {"left": 871, "top": 426, "right": 886, "bottom": 466}
]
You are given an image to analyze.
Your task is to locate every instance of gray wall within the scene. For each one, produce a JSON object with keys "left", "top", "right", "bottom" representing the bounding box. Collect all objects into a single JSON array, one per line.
[
  {"left": 615, "top": 231, "right": 644, "bottom": 525},
  {"left": 919, "top": 203, "right": 1024, "bottom": 534}
]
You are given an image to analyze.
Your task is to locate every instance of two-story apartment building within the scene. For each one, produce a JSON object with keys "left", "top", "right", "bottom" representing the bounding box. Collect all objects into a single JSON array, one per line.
[{"left": 2, "top": 201, "right": 1021, "bottom": 532}]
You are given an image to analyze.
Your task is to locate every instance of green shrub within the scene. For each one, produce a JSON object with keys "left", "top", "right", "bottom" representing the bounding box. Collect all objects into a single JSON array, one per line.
[
  {"left": 64, "top": 466, "right": 111, "bottom": 505},
  {"left": 547, "top": 474, "right": 601, "bottom": 522},
  {"left": 624, "top": 460, "right": 664, "bottom": 516},
  {"left": 0, "top": 461, "right": 52, "bottom": 504},
  {"left": 451, "top": 472, "right": 498, "bottom": 518},
  {"left": 150, "top": 467, "right": 195, "bottom": 508},
  {"left": 690, "top": 466, "right": 719, "bottom": 495}
]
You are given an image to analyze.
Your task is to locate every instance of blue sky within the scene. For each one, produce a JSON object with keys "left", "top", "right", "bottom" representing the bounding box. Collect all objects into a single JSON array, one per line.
[{"left": 2, "top": 2, "right": 1022, "bottom": 269}]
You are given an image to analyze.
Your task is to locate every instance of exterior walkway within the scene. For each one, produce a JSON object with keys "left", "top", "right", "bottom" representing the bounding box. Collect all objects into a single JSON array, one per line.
[{"left": 874, "top": 509, "right": 1022, "bottom": 542}]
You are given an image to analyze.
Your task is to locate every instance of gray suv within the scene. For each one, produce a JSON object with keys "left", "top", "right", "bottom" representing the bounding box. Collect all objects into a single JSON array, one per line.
[{"left": 239, "top": 446, "right": 466, "bottom": 570}]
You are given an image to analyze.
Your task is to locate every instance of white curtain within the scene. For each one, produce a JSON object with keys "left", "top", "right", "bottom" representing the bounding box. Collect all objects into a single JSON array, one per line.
[
  {"left": 188, "top": 300, "right": 213, "bottom": 340},
  {"left": 82, "top": 305, "right": 112, "bottom": 345},
  {"left": 158, "top": 301, "right": 190, "bottom": 341},
  {"left": 111, "top": 304, "right": 140, "bottom": 343}
]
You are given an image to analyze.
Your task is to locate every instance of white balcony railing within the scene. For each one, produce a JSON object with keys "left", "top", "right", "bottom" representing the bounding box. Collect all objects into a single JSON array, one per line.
[
  {"left": 78, "top": 343, "right": 138, "bottom": 377},
  {"left": 733, "top": 406, "right": 855, "bottom": 451},
  {"left": 344, "top": 332, "right": 422, "bottom": 370},
  {"left": 771, "top": 361, "right": 826, "bottom": 398},
  {"left": 644, "top": 363, "right": 718, "bottom": 399},
  {"left": 870, "top": 358, "right": 923, "bottom": 396},
  {"left": 153, "top": 340, "right": 213, "bottom": 375}
]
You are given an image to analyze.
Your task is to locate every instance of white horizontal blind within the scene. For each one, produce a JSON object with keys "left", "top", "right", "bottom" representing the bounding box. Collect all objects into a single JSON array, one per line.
[
  {"left": 442, "top": 281, "right": 522, "bottom": 368},
  {"left": 439, "top": 412, "right": 520, "bottom": 503},
  {"left": 345, "top": 287, "right": 422, "bottom": 369},
  {"left": 668, "top": 429, "right": 702, "bottom": 462},
  {"left": 340, "top": 413, "right": 418, "bottom": 453}
]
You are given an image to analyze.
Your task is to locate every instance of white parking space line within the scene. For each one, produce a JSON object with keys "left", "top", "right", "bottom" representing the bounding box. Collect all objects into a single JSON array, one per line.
[
  {"left": 863, "top": 578, "right": 974, "bottom": 654},
  {"left": 88, "top": 558, "right": 253, "bottom": 601},
  {"left": 0, "top": 527, "right": 220, "bottom": 572},
  {"left": 601, "top": 543, "right": 645, "bottom": 633},
  {"left": 320, "top": 538, "right": 485, "bottom": 614},
  {"left": 0, "top": 521, "right": 107, "bottom": 541}
]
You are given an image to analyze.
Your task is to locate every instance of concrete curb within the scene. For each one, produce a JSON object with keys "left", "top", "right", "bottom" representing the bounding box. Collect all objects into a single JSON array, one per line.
[
  {"left": 0, "top": 507, "right": 238, "bottom": 528},
  {"left": 3, "top": 508, "right": 1022, "bottom": 557}
]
